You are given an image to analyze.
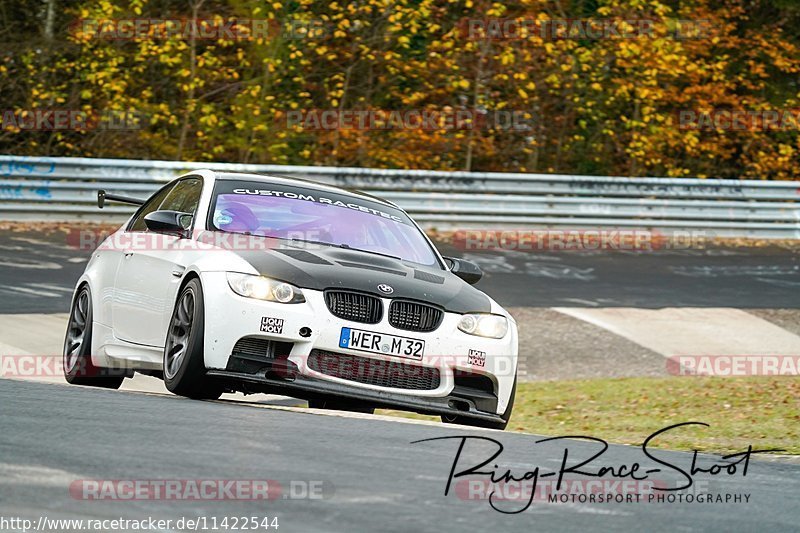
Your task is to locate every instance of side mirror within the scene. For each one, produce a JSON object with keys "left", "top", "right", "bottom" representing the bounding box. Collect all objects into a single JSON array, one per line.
[
  {"left": 144, "top": 210, "right": 193, "bottom": 237},
  {"left": 443, "top": 256, "right": 483, "bottom": 285}
]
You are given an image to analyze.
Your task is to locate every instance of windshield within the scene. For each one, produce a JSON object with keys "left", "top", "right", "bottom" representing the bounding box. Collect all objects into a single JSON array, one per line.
[{"left": 210, "top": 180, "right": 440, "bottom": 266}]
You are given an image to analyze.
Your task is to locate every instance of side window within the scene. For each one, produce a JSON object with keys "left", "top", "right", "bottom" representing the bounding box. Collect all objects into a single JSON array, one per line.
[
  {"left": 128, "top": 184, "right": 175, "bottom": 233},
  {"left": 127, "top": 178, "right": 203, "bottom": 233},
  {"left": 159, "top": 178, "right": 203, "bottom": 215}
]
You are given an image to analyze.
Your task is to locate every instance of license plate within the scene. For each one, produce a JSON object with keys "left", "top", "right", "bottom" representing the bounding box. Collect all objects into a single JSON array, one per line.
[{"left": 338, "top": 327, "right": 425, "bottom": 360}]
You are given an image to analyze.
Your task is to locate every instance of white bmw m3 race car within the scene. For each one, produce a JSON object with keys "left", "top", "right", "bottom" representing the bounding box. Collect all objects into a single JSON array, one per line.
[{"left": 63, "top": 171, "right": 518, "bottom": 429}]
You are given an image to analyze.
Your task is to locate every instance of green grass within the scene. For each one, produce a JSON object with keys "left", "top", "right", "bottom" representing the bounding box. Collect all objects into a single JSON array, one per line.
[{"left": 378, "top": 376, "right": 800, "bottom": 454}]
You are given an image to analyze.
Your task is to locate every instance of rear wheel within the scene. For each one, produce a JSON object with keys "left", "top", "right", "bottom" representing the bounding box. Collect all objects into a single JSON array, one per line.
[
  {"left": 63, "top": 286, "right": 125, "bottom": 389},
  {"left": 441, "top": 377, "right": 516, "bottom": 430},
  {"left": 308, "top": 398, "right": 375, "bottom": 414},
  {"left": 163, "top": 278, "right": 223, "bottom": 400}
]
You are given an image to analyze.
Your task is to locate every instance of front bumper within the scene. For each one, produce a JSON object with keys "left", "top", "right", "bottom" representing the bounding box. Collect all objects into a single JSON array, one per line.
[
  {"left": 200, "top": 271, "right": 518, "bottom": 416},
  {"left": 206, "top": 368, "right": 506, "bottom": 424}
]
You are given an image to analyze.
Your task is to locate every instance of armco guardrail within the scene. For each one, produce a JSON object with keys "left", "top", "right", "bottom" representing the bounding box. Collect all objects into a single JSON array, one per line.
[{"left": 0, "top": 155, "right": 798, "bottom": 238}]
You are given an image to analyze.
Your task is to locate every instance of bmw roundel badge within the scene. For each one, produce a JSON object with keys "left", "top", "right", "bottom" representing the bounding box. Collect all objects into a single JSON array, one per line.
[{"left": 377, "top": 284, "right": 394, "bottom": 294}]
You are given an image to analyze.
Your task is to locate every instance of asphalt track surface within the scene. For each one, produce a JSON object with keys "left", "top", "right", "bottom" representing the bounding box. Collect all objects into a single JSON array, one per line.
[
  {"left": 2, "top": 378, "right": 799, "bottom": 532},
  {"left": 1, "top": 229, "right": 799, "bottom": 531},
  {"left": 0, "top": 230, "right": 798, "bottom": 313}
]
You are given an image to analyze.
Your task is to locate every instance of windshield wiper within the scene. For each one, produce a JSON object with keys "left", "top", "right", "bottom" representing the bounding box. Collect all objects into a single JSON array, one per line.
[
  {"left": 337, "top": 244, "right": 402, "bottom": 261},
  {"left": 282, "top": 239, "right": 401, "bottom": 260},
  {"left": 221, "top": 232, "right": 336, "bottom": 248},
  {"left": 285, "top": 237, "right": 341, "bottom": 249}
]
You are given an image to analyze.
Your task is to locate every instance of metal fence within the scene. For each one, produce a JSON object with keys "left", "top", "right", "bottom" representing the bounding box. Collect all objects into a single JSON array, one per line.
[{"left": 1, "top": 155, "right": 798, "bottom": 238}]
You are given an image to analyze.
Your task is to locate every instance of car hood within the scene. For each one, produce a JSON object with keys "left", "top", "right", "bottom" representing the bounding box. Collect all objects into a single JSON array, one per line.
[{"left": 213, "top": 236, "right": 491, "bottom": 314}]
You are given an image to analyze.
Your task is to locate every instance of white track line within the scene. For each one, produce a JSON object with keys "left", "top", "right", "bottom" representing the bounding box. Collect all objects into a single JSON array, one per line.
[{"left": 553, "top": 307, "right": 800, "bottom": 357}]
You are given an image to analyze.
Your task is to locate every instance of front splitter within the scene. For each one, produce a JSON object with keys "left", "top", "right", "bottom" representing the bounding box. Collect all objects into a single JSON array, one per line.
[{"left": 206, "top": 369, "right": 505, "bottom": 424}]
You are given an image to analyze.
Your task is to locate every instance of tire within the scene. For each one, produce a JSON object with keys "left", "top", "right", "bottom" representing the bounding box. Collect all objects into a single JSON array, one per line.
[
  {"left": 63, "top": 286, "right": 125, "bottom": 389},
  {"left": 163, "top": 278, "right": 223, "bottom": 400},
  {"left": 308, "top": 398, "right": 375, "bottom": 414},
  {"left": 441, "top": 376, "right": 516, "bottom": 430}
]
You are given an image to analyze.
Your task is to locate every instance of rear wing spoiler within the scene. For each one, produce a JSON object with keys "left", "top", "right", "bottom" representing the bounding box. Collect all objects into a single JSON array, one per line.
[{"left": 97, "top": 190, "right": 145, "bottom": 209}]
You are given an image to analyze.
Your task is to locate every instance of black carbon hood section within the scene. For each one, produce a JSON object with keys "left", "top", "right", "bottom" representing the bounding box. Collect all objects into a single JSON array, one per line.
[{"left": 217, "top": 237, "right": 491, "bottom": 314}]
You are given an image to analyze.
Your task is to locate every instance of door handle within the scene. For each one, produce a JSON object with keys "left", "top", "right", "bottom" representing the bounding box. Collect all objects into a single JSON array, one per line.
[{"left": 124, "top": 252, "right": 134, "bottom": 257}]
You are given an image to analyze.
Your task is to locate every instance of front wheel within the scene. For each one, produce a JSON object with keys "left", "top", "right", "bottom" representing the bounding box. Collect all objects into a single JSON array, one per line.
[
  {"left": 163, "top": 278, "right": 223, "bottom": 400},
  {"left": 63, "top": 286, "right": 125, "bottom": 389},
  {"left": 441, "top": 377, "right": 516, "bottom": 430}
]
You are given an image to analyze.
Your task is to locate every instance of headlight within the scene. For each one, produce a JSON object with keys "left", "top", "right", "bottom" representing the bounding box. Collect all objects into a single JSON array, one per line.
[
  {"left": 226, "top": 273, "right": 305, "bottom": 303},
  {"left": 457, "top": 313, "right": 508, "bottom": 339}
]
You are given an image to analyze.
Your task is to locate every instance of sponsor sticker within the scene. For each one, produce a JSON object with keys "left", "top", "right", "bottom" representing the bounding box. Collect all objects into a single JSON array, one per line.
[
  {"left": 468, "top": 349, "right": 486, "bottom": 367},
  {"left": 260, "top": 317, "right": 284, "bottom": 334},
  {"left": 230, "top": 188, "right": 405, "bottom": 223}
]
